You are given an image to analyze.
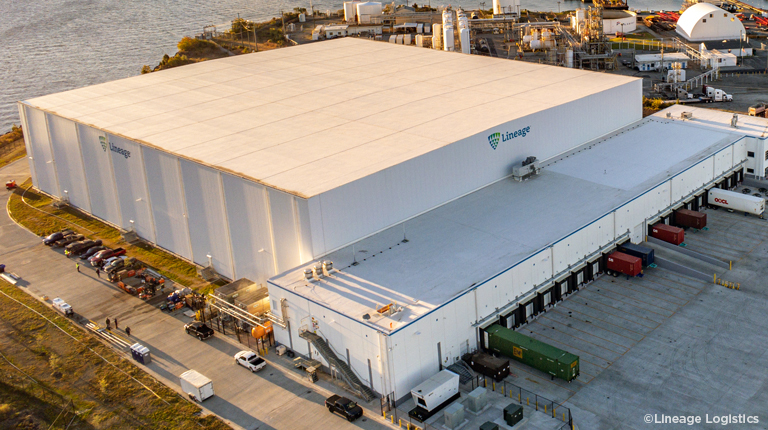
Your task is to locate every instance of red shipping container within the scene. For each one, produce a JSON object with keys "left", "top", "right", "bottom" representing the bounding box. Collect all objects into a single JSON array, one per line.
[
  {"left": 673, "top": 209, "right": 707, "bottom": 229},
  {"left": 606, "top": 252, "right": 642, "bottom": 277},
  {"left": 651, "top": 223, "right": 685, "bottom": 245}
]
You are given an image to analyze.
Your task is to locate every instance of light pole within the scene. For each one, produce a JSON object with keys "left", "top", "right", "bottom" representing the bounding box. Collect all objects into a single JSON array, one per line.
[
  {"left": 557, "top": 1, "right": 561, "bottom": 13},
  {"left": 739, "top": 30, "right": 742, "bottom": 67}
]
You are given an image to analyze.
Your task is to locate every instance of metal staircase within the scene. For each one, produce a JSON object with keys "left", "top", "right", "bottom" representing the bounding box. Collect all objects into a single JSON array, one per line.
[
  {"left": 299, "top": 330, "right": 376, "bottom": 401},
  {"left": 446, "top": 360, "right": 475, "bottom": 385}
]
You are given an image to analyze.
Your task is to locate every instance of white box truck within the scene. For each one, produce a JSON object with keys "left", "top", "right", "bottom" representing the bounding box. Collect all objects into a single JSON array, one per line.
[
  {"left": 411, "top": 370, "right": 459, "bottom": 412},
  {"left": 708, "top": 188, "right": 765, "bottom": 216},
  {"left": 180, "top": 370, "right": 214, "bottom": 402}
]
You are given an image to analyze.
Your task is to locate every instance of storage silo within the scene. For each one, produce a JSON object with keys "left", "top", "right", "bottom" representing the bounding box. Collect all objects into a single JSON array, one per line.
[
  {"left": 493, "top": 0, "right": 520, "bottom": 15},
  {"left": 443, "top": 24, "right": 455, "bottom": 51},
  {"left": 460, "top": 28, "right": 470, "bottom": 54},
  {"left": 344, "top": 1, "right": 360, "bottom": 23},
  {"left": 356, "top": 2, "right": 382, "bottom": 24},
  {"left": 433, "top": 24, "right": 443, "bottom": 49}
]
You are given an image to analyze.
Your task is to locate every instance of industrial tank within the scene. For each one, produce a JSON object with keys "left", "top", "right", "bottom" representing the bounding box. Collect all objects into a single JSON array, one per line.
[
  {"left": 460, "top": 28, "right": 470, "bottom": 54},
  {"left": 443, "top": 24, "right": 455, "bottom": 51},
  {"left": 432, "top": 24, "right": 442, "bottom": 49},
  {"left": 356, "top": 2, "right": 382, "bottom": 24},
  {"left": 343, "top": 1, "right": 359, "bottom": 23},
  {"left": 493, "top": 0, "right": 520, "bottom": 15}
]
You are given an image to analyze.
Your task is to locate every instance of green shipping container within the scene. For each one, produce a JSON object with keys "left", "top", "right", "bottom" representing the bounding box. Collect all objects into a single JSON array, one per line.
[{"left": 486, "top": 324, "right": 579, "bottom": 382}]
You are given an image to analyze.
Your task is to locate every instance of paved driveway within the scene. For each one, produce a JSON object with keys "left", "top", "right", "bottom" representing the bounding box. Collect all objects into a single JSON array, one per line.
[{"left": 0, "top": 159, "right": 390, "bottom": 430}]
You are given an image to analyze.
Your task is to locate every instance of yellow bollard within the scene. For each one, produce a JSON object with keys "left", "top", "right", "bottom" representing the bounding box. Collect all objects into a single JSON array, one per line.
[
  {"left": 729, "top": 260, "right": 732, "bottom": 270},
  {"left": 714, "top": 273, "right": 717, "bottom": 284},
  {"left": 563, "top": 412, "right": 567, "bottom": 422},
  {"left": 517, "top": 392, "right": 520, "bottom": 401},
  {"left": 383, "top": 410, "right": 386, "bottom": 418},
  {"left": 536, "top": 400, "right": 538, "bottom": 411},
  {"left": 391, "top": 415, "right": 394, "bottom": 424},
  {"left": 737, "top": 283, "right": 740, "bottom": 290},
  {"left": 483, "top": 378, "right": 487, "bottom": 388},
  {"left": 527, "top": 397, "right": 530, "bottom": 406},
  {"left": 545, "top": 405, "right": 547, "bottom": 413},
  {"left": 399, "top": 419, "right": 402, "bottom": 428},
  {"left": 502, "top": 385, "right": 505, "bottom": 396},
  {"left": 492, "top": 382, "right": 495, "bottom": 392}
]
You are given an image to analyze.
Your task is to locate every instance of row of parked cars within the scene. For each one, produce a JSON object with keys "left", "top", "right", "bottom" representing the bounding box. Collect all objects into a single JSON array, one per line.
[{"left": 42, "top": 229, "right": 130, "bottom": 272}]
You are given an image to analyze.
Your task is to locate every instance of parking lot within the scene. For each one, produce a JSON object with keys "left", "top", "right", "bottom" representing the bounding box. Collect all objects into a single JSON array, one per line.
[
  {"left": 501, "top": 208, "right": 768, "bottom": 429},
  {"left": 0, "top": 159, "right": 390, "bottom": 430}
]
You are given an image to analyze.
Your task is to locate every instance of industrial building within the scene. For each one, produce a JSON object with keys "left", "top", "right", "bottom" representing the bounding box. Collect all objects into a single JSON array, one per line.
[
  {"left": 19, "top": 38, "right": 762, "bottom": 405},
  {"left": 676, "top": 3, "right": 746, "bottom": 41}
]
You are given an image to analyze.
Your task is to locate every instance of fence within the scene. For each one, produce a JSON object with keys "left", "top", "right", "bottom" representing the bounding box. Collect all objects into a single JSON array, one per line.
[{"left": 381, "top": 375, "right": 573, "bottom": 430}]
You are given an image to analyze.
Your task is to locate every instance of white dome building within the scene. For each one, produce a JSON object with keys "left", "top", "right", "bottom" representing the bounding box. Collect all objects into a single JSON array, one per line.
[{"left": 676, "top": 3, "right": 745, "bottom": 41}]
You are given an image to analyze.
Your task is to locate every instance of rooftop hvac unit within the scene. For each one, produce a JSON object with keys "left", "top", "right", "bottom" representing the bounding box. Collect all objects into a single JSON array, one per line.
[
  {"left": 511, "top": 156, "right": 540, "bottom": 181},
  {"left": 681, "top": 111, "right": 693, "bottom": 120}
]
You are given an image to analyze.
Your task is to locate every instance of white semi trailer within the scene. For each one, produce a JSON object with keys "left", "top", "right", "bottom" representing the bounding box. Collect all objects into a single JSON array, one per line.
[{"left": 708, "top": 188, "right": 765, "bottom": 216}]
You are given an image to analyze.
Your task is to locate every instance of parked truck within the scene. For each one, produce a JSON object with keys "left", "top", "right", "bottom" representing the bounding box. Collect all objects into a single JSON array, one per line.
[
  {"left": 485, "top": 324, "right": 579, "bottom": 382},
  {"left": 702, "top": 85, "right": 733, "bottom": 102},
  {"left": 606, "top": 251, "right": 643, "bottom": 277},
  {"left": 708, "top": 188, "right": 765, "bottom": 216},
  {"left": 180, "top": 370, "right": 214, "bottom": 402},
  {"left": 748, "top": 102, "right": 766, "bottom": 116}
]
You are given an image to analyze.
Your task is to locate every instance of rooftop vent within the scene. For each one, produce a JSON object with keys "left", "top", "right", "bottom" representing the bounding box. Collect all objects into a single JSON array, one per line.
[
  {"left": 512, "top": 156, "right": 540, "bottom": 181},
  {"left": 681, "top": 111, "right": 693, "bottom": 120},
  {"left": 304, "top": 268, "right": 313, "bottom": 280},
  {"left": 322, "top": 260, "right": 333, "bottom": 276},
  {"left": 731, "top": 113, "right": 738, "bottom": 128}
]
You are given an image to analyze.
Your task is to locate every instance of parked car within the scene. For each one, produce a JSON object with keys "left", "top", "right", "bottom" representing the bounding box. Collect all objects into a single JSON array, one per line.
[
  {"left": 325, "top": 395, "right": 363, "bottom": 422},
  {"left": 51, "top": 298, "right": 74, "bottom": 316},
  {"left": 89, "top": 248, "right": 125, "bottom": 266},
  {"left": 104, "top": 257, "right": 138, "bottom": 275},
  {"left": 234, "top": 351, "right": 267, "bottom": 373},
  {"left": 80, "top": 245, "right": 107, "bottom": 260},
  {"left": 184, "top": 322, "right": 214, "bottom": 341},
  {"left": 100, "top": 256, "right": 127, "bottom": 271},
  {"left": 54, "top": 234, "right": 84, "bottom": 248},
  {"left": 65, "top": 239, "right": 102, "bottom": 257},
  {"left": 43, "top": 229, "right": 74, "bottom": 246}
]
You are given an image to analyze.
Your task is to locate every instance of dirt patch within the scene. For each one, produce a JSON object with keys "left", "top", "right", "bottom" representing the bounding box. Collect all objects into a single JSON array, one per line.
[{"left": 0, "top": 281, "right": 231, "bottom": 430}]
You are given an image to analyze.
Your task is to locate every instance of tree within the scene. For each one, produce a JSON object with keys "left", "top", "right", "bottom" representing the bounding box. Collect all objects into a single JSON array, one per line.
[{"left": 140, "top": 65, "right": 152, "bottom": 74}]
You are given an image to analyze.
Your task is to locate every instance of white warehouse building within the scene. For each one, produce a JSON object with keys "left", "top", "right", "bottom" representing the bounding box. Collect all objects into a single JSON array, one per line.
[{"left": 20, "top": 38, "right": 756, "bottom": 404}]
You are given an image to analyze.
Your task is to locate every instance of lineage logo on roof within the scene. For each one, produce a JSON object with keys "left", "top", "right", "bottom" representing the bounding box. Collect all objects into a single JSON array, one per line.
[
  {"left": 99, "top": 136, "right": 107, "bottom": 152},
  {"left": 487, "top": 126, "right": 531, "bottom": 150}
]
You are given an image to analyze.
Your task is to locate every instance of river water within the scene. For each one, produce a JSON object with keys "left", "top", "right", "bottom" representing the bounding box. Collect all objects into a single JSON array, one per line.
[{"left": 2, "top": 0, "right": 768, "bottom": 132}]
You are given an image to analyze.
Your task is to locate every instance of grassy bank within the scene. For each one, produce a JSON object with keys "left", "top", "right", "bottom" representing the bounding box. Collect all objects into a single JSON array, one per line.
[
  {"left": 7, "top": 179, "right": 208, "bottom": 290},
  {"left": 0, "top": 280, "right": 231, "bottom": 430},
  {"left": 0, "top": 125, "right": 26, "bottom": 169}
]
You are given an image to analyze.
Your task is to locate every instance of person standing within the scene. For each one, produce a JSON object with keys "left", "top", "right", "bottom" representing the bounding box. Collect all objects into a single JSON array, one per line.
[
  {"left": 76, "top": 263, "right": 80, "bottom": 273},
  {"left": 125, "top": 327, "right": 131, "bottom": 336},
  {"left": 105, "top": 318, "right": 111, "bottom": 330},
  {"left": 96, "top": 268, "right": 100, "bottom": 278},
  {"left": 114, "top": 318, "right": 118, "bottom": 329}
]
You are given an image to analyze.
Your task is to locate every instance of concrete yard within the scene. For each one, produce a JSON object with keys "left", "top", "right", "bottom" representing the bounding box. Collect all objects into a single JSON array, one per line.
[
  {"left": 0, "top": 159, "right": 390, "bottom": 430},
  {"left": 497, "top": 207, "right": 768, "bottom": 429}
]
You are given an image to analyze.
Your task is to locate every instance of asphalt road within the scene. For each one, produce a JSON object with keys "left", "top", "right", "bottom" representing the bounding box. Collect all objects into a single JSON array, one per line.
[{"left": 0, "top": 159, "right": 391, "bottom": 430}]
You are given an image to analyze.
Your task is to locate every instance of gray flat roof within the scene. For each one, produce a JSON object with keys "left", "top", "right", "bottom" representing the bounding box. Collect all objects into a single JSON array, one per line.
[
  {"left": 654, "top": 105, "right": 768, "bottom": 138},
  {"left": 270, "top": 117, "right": 741, "bottom": 331},
  {"left": 23, "top": 38, "right": 637, "bottom": 198}
]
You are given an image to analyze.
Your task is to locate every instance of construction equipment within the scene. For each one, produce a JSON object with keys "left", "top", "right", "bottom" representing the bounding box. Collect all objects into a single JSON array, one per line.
[{"left": 5, "top": 180, "right": 17, "bottom": 190}]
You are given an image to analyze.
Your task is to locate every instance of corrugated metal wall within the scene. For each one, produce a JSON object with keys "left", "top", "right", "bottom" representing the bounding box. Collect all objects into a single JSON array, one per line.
[
  {"left": 268, "top": 189, "right": 302, "bottom": 271},
  {"left": 46, "top": 114, "right": 90, "bottom": 211},
  {"left": 222, "top": 173, "right": 275, "bottom": 284},
  {"left": 180, "top": 160, "right": 235, "bottom": 279},
  {"left": 77, "top": 123, "right": 121, "bottom": 225},
  {"left": 310, "top": 80, "right": 643, "bottom": 255},
  {"left": 142, "top": 147, "right": 193, "bottom": 260},
  {"left": 108, "top": 134, "right": 155, "bottom": 242},
  {"left": 24, "top": 106, "right": 58, "bottom": 195}
]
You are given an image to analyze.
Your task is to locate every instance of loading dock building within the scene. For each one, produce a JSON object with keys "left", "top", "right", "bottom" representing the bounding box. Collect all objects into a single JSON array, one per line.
[{"left": 20, "top": 38, "right": 757, "bottom": 404}]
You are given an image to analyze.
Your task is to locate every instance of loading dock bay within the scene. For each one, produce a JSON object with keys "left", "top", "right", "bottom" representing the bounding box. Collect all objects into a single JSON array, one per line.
[{"left": 498, "top": 208, "right": 768, "bottom": 429}]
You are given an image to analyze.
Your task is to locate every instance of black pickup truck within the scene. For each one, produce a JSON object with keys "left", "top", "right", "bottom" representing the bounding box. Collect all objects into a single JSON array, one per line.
[{"left": 325, "top": 395, "right": 363, "bottom": 422}]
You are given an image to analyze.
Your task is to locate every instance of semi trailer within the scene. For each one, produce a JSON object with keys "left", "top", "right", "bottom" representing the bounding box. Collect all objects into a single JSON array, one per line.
[{"left": 708, "top": 188, "right": 765, "bottom": 216}]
